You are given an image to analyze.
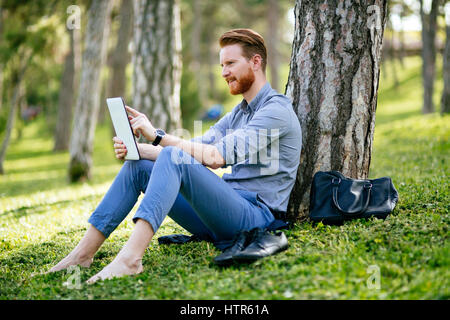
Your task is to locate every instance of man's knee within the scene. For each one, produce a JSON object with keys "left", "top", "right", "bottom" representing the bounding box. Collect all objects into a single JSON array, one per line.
[
  {"left": 124, "top": 159, "right": 155, "bottom": 175},
  {"left": 157, "top": 146, "right": 195, "bottom": 165}
]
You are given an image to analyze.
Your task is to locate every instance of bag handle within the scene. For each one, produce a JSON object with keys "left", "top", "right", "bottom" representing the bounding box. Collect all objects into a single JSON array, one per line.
[{"left": 331, "top": 178, "right": 372, "bottom": 216}]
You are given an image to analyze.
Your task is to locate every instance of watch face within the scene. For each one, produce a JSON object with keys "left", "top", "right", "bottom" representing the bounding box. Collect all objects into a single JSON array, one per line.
[{"left": 156, "top": 129, "right": 165, "bottom": 136}]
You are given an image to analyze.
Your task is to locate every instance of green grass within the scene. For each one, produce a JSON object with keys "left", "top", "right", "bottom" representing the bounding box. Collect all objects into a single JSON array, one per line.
[{"left": 0, "top": 56, "right": 449, "bottom": 299}]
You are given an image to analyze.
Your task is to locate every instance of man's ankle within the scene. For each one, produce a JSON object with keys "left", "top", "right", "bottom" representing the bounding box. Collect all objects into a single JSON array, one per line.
[
  {"left": 71, "top": 248, "right": 94, "bottom": 263},
  {"left": 116, "top": 252, "right": 143, "bottom": 269}
]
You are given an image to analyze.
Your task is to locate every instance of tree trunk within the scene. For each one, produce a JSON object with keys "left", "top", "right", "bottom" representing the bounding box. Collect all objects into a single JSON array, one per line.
[
  {"left": 381, "top": 47, "right": 387, "bottom": 80},
  {"left": 267, "top": 0, "right": 280, "bottom": 91},
  {"left": 54, "top": 27, "right": 81, "bottom": 151},
  {"left": 103, "top": 0, "right": 133, "bottom": 134},
  {"left": 285, "top": 0, "right": 387, "bottom": 221},
  {"left": 97, "top": 0, "right": 119, "bottom": 125},
  {"left": 420, "top": 0, "right": 439, "bottom": 114},
  {"left": 441, "top": 24, "right": 450, "bottom": 114},
  {"left": 0, "top": 66, "right": 3, "bottom": 115},
  {"left": 0, "top": 95, "right": 18, "bottom": 175},
  {"left": 132, "top": 0, "right": 182, "bottom": 135},
  {"left": 16, "top": 83, "right": 26, "bottom": 141},
  {"left": 0, "top": 53, "right": 30, "bottom": 174},
  {"left": 69, "top": 0, "right": 112, "bottom": 182},
  {"left": 203, "top": 2, "right": 219, "bottom": 103},
  {"left": 0, "top": 5, "right": 4, "bottom": 114},
  {"left": 388, "top": 19, "right": 399, "bottom": 88},
  {"left": 107, "top": 0, "right": 133, "bottom": 101},
  {"left": 398, "top": 7, "right": 405, "bottom": 68},
  {"left": 190, "top": 0, "right": 207, "bottom": 103}
]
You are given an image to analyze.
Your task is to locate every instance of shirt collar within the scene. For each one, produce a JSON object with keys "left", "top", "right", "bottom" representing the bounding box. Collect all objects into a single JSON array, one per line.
[{"left": 240, "top": 82, "right": 272, "bottom": 113}]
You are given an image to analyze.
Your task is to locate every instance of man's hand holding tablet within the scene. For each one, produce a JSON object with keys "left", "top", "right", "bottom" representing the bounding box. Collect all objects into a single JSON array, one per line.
[
  {"left": 106, "top": 97, "right": 142, "bottom": 161},
  {"left": 112, "top": 136, "right": 128, "bottom": 160}
]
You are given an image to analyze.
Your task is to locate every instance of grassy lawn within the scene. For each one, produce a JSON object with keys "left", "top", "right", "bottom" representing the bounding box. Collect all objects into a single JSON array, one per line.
[{"left": 0, "top": 56, "right": 448, "bottom": 299}]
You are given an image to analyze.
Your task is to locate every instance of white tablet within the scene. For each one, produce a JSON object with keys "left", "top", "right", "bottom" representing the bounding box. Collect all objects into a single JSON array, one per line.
[{"left": 106, "top": 97, "right": 141, "bottom": 161}]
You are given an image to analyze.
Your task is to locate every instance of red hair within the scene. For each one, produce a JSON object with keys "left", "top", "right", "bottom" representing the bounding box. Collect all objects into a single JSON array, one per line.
[{"left": 219, "top": 28, "right": 267, "bottom": 73}]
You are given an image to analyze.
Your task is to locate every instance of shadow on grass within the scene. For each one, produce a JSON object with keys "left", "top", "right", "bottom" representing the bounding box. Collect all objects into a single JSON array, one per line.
[
  {"left": 0, "top": 193, "right": 102, "bottom": 220},
  {"left": 1, "top": 165, "right": 112, "bottom": 198},
  {"left": 0, "top": 176, "right": 68, "bottom": 198},
  {"left": 5, "top": 162, "right": 68, "bottom": 175},
  {"left": 0, "top": 170, "right": 117, "bottom": 198},
  {"left": 5, "top": 149, "right": 58, "bottom": 161}
]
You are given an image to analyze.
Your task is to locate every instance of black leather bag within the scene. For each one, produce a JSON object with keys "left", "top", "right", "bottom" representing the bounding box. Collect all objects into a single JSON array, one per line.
[{"left": 309, "top": 171, "right": 399, "bottom": 225}]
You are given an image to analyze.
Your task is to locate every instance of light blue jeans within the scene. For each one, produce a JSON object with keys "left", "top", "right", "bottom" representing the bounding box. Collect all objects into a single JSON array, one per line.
[{"left": 88, "top": 146, "right": 275, "bottom": 246}]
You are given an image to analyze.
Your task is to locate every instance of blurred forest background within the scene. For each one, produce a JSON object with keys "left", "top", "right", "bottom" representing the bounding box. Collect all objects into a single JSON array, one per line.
[{"left": 0, "top": 0, "right": 448, "bottom": 177}]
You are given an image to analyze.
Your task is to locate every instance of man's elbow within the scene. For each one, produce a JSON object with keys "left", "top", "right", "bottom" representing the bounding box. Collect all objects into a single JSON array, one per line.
[
  {"left": 209, "top": 161, "right": 225, "bottom": 170},
  {"left": 204, "top": 147, "right": 225, "bottom": 169}
]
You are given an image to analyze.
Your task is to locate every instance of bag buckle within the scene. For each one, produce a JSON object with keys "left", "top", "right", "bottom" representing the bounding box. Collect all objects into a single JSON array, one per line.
[
  {"left": 364, "top": 183, "right": 373, "bottom": 189},
  {"left": 331, "top": 177, "right": 341, "bottom": 186}
]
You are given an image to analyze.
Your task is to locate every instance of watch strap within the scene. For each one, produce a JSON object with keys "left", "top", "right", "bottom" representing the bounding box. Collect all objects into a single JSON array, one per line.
[{"left": 152, "top": 135, "right": 162, "bottom": 146}]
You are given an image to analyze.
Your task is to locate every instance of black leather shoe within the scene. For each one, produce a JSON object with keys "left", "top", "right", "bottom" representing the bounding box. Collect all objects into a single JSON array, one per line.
[
  {"left": 213, "top": 229, "right": 258, "bottom": 265},
  {"left": 233, "top": 229, "right": 288, "bottom": 262}
]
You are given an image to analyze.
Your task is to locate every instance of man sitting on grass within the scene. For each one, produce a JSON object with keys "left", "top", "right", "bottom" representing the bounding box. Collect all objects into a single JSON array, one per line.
[{"left": 49, "top": 28, "right": 302, "bottom": 283}]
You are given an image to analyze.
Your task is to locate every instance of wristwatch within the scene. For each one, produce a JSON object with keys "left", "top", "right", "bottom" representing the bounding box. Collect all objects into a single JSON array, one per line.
[{"left": 152, "top": 128, "right": 166, "bottom": 146}]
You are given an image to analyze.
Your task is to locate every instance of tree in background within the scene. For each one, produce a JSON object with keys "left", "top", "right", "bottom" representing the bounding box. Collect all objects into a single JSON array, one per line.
[
  {"left": 189, "top": 0, "right": 205, "bottom": 101},
  {"left": 266, "top": 0, "right": 281, "bottom": 92},
  {"left": 69, "top": 0, "right": 112, "bottom": 182},
  {"left": 53, "top": 23, "right": 81, "bottom": 151},
  {"left": 285, "top": 0, "right": 387, "bottom": 220},
  {"left": 420, "top": 0, "right": 439, "bottom": 114},
  {"left": 107, "top": 0, "right": 133, "bottom": 105},
  {"left": 132, "top": 0, "right": 182, "bottom": 137},
  {"left": 395, "top": 1, "right": 413, "bottom": 68},
  {"left": 96, "top": 0, "right": 133, "bottom": 134},
  {"left": 0, "top": 4, "right": 4, "bottom": 115},
  {"left": 0, "top": 49, "right": 31, "bottom": 174},
  {"left": 441, "top": 3, "right": 450, "bottom": 114},
  {"left": 0, "top": 0, "right": 62, "bottom": 174},
  {"left": 386, "top": 2, "right": 400, "bottom": 88}
]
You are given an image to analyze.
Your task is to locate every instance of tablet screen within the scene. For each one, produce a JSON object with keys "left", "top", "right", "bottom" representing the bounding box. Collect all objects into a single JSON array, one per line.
[{"left": 106, "top": 97, "right": 141, "bottom": 161}]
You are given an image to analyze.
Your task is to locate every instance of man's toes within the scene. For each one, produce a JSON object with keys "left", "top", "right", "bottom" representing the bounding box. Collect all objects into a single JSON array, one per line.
[{"left": 86, "top": 275, "right": 100, "bottom": 284}]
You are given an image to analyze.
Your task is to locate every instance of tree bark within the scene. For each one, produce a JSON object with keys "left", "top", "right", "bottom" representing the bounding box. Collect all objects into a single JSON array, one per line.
[
  {"left": 132, "top": 0, "right": 182, "bottom": 135},
  {"left": 97, "top": 0, "right": 118, "bottom": 125},
  {"left": 285, "top": 0, "right": 387, "bottom": 220},
  {"left": 16, "top": 83, "right": 26, "bottom": 140},
  {"left": 107, "top": 0, "right": 133, "bottom": 101},
  {"left": 388, "top": 17, "right": 399, "bottom": 88},
  {"left": 190, "top": 0, "right": 207, "bottom": 103},
  {"left": 0, "top": 5, "right": 5, "bottom": 114},
  {"left": 441, "top": 24, "right": 450, "bottom": 114},
  {"left": 54, "top": 27, "right": 81, "bottom": 151},
  {"left": 69, "top": 0, "right": 112, "bottom": 182},
  {"left": 398, "top": 5, "right": 405, "bottom": 68},
  {"left": 420, "top": 0, "right": 439, "bottom": 114},
  {"left": 203, "top": 2, "right": 219, "bottom": 103},
  {"left": 99, "top": 0, "right": 132, "bottom": 130},
  {"left": 267, "top": 0, "right": 280, "bottom": 91}
]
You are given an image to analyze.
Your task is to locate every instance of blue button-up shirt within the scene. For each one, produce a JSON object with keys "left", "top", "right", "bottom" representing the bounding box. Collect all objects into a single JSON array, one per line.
[{"left": 191, "top": 82, "right": 302, "bottom": 213}]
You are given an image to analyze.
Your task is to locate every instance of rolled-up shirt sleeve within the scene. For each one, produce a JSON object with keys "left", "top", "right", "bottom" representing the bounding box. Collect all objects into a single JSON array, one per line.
[{"left": 214, "top": 102, "right": 291, "bottom": 166}]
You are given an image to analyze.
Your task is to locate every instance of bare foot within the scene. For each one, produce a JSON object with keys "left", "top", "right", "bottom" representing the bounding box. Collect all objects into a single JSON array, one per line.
[
  {"left": 48, "top": 252, "right": 93, "bottom": 273},
  {"left": 86, "top": 255, "right": 143, "bottom": 284}
]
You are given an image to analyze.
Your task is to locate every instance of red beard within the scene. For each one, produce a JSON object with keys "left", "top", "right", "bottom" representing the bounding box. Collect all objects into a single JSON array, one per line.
[{"left": 226, "top": 67, "right": 255, "bottom": 95}]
